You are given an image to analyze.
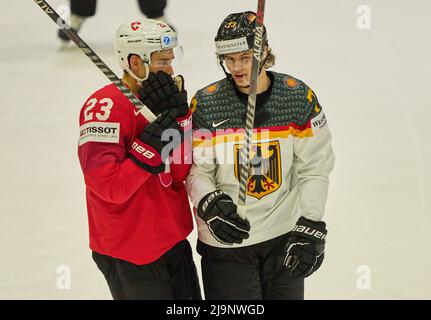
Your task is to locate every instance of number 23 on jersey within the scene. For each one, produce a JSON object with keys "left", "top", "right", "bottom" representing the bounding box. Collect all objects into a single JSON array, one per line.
[{"left": 83, "top": 98, "right": 114, "bottom": 122}]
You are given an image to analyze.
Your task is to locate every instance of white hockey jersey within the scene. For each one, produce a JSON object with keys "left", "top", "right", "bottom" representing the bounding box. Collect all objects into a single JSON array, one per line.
[{"left": 186, "top": 72, "right": 335, "bottom": 248}]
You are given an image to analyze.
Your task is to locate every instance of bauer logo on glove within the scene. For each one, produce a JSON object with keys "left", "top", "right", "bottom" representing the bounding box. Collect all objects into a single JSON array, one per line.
[
  {"left": 281, "top": 217, "right": 327, "bottom": 279},
  {"left": 197, "top": 190, "right": 251, "bottom": 245}
]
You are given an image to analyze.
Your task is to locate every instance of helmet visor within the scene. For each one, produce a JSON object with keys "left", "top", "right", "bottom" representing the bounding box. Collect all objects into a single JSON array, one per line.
[{"left": 149, "top": 46, "right": 184, "bottom": 68}]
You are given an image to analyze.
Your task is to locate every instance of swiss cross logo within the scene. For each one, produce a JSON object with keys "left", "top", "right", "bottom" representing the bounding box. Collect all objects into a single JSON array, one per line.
[{"left": 131, "top": 22, "right": 141, "bottom": 31}]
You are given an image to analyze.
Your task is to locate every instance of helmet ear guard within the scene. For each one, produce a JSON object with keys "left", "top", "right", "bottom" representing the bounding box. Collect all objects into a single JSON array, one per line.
[{"left": 124, "top": 59, "right": 150, "bottom": 82}]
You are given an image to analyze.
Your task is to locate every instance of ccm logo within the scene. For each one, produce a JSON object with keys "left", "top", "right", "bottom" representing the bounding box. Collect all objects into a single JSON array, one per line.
[{"left": 131, "top": 142, "right": 155, "bottom": 159}]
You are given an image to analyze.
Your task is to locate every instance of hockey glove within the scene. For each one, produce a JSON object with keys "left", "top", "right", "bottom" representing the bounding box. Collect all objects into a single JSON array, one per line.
[
  {"left": 129, "top": 108, "right": 183, "bottom": 174},
  {"left": 197, "top": 190, "right": 251, "bottom": 245},
  {"left": 139, "top": 71, "right": 188, "bottom": 117},
  {"left": 281, "top": 217, "right": 327, "bottom": 278}
]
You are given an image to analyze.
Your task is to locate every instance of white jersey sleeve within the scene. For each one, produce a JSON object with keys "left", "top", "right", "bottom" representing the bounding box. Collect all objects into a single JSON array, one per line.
[
  {"left": 293, "top": 102, "right": 335, "bottom": 221},
  {"left": 185, "top": 141, "right": 218, "bottom": 208},
  {"left": 185, "top": 96, "right": 218, "bottom": 207}
]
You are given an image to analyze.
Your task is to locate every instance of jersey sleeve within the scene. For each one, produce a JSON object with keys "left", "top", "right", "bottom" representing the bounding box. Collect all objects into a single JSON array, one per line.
[
  {"left": 78, "top": 92, "right": 151, "bottom": 204},
  {"left": 185, "top": 95, "right": 218, "bottom": 207},
  {"left": 292, "top": 87, "right": 335, "bottom": 221}
]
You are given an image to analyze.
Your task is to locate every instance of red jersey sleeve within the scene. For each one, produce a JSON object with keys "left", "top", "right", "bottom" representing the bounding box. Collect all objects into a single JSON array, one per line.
[{"left": 77, "top": 88, "right": 151, "bottom": 204}]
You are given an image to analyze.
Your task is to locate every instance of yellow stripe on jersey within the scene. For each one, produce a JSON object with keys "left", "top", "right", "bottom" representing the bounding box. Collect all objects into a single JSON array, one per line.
[{"left": 192, "top": 127, "right": 313, "bottom": 148}]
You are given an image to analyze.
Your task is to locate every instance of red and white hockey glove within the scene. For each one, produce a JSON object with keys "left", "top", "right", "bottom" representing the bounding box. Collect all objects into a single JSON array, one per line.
[
  {"left": 129, "top": 108, "right": 183, "bottom": 174},
  {"left": 281, "top": 217, "right": 327, "bottom": 278}
]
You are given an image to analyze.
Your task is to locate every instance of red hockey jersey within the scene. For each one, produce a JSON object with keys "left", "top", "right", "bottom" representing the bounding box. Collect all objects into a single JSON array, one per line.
[{"left": 78, "top": 83, "right": 193, "bottom": 265}]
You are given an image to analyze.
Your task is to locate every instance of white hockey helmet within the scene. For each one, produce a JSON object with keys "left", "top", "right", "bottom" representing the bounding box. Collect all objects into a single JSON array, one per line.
[{"left": 115, "top": 19, "right": 178, "bottom": 80}]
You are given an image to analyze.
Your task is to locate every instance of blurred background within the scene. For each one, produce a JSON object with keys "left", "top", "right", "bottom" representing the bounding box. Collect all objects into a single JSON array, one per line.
[{"left": 0, "top": 0, "right": 430, "bottom": 299}]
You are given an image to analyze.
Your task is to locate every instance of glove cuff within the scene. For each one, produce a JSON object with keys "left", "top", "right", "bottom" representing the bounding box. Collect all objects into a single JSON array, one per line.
[
  {"left": 128, "top": 139, "right": 164, "bottom": 174},
  {"left": 291, "top": 217, "right": 327, "bottom": 244},
  {"left": 176, "top": 111, "right": 192, "bottom": 133}
]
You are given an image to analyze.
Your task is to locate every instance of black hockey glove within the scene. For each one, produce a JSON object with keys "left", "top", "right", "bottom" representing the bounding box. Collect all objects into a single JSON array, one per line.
[
  {"left": 281, "top": 217, "right": 327, "bottom": 279},
  {"left": 197, "top": 190, "right": 251, "bottom": 245},
  {"left": 129, "top": 108, "right": 183, "bottom": 174},
  {"left": 139, "top": 71, "right": 188, "bottom": 116}
]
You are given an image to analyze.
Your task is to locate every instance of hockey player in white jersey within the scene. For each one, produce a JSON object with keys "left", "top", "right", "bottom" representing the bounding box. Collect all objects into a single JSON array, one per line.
[{"left": 186, "top": 11, "right": 335, "bottom": 299}]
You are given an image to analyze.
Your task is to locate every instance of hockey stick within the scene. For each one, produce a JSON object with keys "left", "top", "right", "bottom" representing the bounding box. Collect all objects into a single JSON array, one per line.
[
  {"left": 33, "top": 0, "right": 156, "bottom": 122},
  {"left": 237, "top": 0, "right": 267, "bottom": 219}
]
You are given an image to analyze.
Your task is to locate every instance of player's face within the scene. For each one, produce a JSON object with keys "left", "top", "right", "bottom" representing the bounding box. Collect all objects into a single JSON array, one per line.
[
  {"left": 149, "top": 49, "right": 175, "bottom": 76},
  {"left": 224, "top": 50, "right": 254, "bottom": 87}
]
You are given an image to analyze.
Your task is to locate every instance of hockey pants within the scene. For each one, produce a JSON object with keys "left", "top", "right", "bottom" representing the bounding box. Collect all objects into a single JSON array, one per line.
[
  {"left": 197, "top": 233, "right": 304, "bottom": 300},
  {"left": 92, "top": 239, "right": 202, "bottom": 300}
]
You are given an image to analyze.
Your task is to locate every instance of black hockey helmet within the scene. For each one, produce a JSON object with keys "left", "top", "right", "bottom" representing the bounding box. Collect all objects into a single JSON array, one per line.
[{"left": 214, "top": 11, "right": 268, "bottom": 56}]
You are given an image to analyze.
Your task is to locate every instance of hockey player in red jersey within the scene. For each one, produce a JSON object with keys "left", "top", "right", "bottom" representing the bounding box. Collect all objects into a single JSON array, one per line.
[{"left": 78, "top": 19, "right": 201, "bottom": 300}]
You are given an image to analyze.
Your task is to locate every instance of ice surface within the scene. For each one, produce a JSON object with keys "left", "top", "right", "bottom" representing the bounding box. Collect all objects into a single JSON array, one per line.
[{"left": 0, "top": 0, "right": 430, "bottom": 299}]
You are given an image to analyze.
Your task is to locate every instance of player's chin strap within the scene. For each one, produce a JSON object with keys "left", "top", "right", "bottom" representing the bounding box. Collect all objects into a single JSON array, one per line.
[
  {"left": 125, "top": 62, "right": 150, "bottom": 83},
  {"left": 218, "top": 58, "right": 231, "bottom": 80}
]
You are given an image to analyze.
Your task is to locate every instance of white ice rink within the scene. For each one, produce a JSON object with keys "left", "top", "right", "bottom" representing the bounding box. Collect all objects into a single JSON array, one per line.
[{"left": 1, "top": 0, "right": 430, "bottom": 299}]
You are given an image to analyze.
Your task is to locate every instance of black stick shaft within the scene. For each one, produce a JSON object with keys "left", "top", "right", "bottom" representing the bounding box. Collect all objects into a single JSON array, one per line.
[{"left": 237, "top": 0, "right": 266, "bottom": 219}]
